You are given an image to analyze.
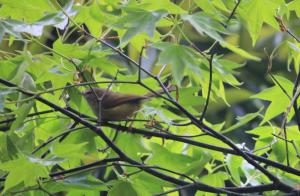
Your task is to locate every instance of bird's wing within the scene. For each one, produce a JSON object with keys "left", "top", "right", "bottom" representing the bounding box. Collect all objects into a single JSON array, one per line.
[{"left": 102, "top": 92, "right": 148, "bottom": 109}]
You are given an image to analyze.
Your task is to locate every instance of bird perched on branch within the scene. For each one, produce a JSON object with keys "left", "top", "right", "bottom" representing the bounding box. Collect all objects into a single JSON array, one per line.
[{"left": 82, "top": 86, "right": 175, "bottom": 121}]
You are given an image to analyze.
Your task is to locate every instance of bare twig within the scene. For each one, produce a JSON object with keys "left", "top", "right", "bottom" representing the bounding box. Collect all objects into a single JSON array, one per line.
[
  {"left": 154, "top": 184, "right": 195, "bottom": 196},
  {"left": 275, "top": 16, "right": 300, "bottom": 131},
  {"left": 138, "top": 46, "right": 146, "bottom": 82},
  {"left": 104, "top": 122, "right": 300, "bottom": 176},
  {"left": 199, "top": 54, "right": 214, "bottom": 122},
  {"left": 226, "top": 0, "right": 242, "bottom": 26},
  {"left": 31, "top": 126, "right": 85, "bottom": 154}
]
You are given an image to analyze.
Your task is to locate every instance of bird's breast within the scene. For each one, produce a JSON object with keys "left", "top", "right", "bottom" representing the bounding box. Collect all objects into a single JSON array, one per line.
[{"left": 102, "top": 102, "right": 143, "bottom": 121}]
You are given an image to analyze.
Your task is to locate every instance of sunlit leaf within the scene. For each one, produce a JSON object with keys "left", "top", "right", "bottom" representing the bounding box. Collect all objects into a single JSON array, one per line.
[
  {"left": 0, "top": 155, "right": 48, "bottom": 192},
  {"left": 237, "top": 0, "right": 280, "bottom": 45},
  {"left": 0, "top": 0, "right": 55, "bottom": 22},
  {"left": 252, "top": 75, "right": 293, "bottom": 124},
  {"left": 182, "top": 12, "right": 226, "bottom": 42},
  {"left": 153, "top": 42, "right": 202, "bottom": 84},
  {"left": 114, "top": 8, "right": 167, "bottom": 44}
]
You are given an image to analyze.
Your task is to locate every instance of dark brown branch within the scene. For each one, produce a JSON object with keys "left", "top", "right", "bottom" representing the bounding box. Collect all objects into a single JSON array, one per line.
[
  {"left": 0, "top": 109, "right": 55, "bottom": 127},
  {"left": 49, "top": 158, "right": 121, "bottom": 177},
  {"left": 31, "top": 126, "right": 85, "bottom": 154},
  {"left": 199, "top": 54, "right": 214, "bottom": 122},
  {"left": 225, "top": 0, "right": 242, "bottom": 26},
  {"left": 275, "top": 16, "right": 300, "bottom": 131},
  {"left": 154, "top": 184, "right": 195, "bottom": 196},
  {"left": 293, "top": 70, "right": 300, "bottom": 131},
  {"left": 105, "top": 122, "right": 300, "bottom": 176},
  {"left": 138, "top": 46, "right": 146, "bottom": 82}
]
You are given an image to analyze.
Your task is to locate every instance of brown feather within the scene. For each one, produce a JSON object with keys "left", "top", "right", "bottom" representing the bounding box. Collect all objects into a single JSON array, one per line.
[
  {"left": 82, "top": 86, "right": 175, "bottom": 121},
  {"left": 82, "top": 88, "right": 148, "bottom": 120}
]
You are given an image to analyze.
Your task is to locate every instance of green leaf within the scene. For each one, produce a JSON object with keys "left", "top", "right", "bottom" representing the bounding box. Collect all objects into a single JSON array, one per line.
[
  {"left": 173, "top": 87, "right": 206, "bottom": 107},
  {"left": 185, "top": 149, "right": 212, "bottom": 176},
  {"left": 52, "top": 142, "right": 89, "bottom": 160},
  {"left": 67, "top": 85, "right": 82, "bottom": 110},
  {"left": 35, "top": 117, "right": 71, "bottom": 142},
  {"left": 130, "top": 172, "right": 167, "bottom": 195},
  {"left": 0, "top": 2, "right": 74, "bottom": 40},
  {"left": 59, "top": 173, "right": 108, "bottom": 191},
  {"left": 108, "top": 180, "right": 139, "bottom": 196},
  {"left": 153, "top": 42, "right": 201, "bottom": 84},
  {"left": 0, "top": 20, "right": 22, "bottom": 41},
  {"left": 10, "top": 101, "right": 34, "bottom": 132},
  {"left": 221, "top": 42, "right": 261, "bottom": 61},
  {"left": 0, "top": 155, "right": 48, "bottom": 192},
  {"left": 0, "top": 0, "right": 55, "bottom": 22},
  {"left": 222, "top": 108, "right": 263, "bottom": 133},
  {"left": 53, "top": 39, "right": 111, "bottom": 60},
  {"left": 272, "top": 140, "right": 287, "bottom": 163},
  {"left": 225, "top": 154, "right": 243, "bottom": 184},
  {"left": 10, "top": 59, "right": 29, "bottom": 85},
  {"left": 88, "top": 57, "right": 123, "bottom": 76},
  {"left": 3, "top": 135, "right": 19, "bottom": 160},
  {"left": 182, "top": 12, "right": 225, "bottom": 42},
  {"left": 114, "top": 8, "right": 167, "bottom": 44},
  {"left": 206, "top": 88, "right": 253, "bottom": 115},
  {"left": 74, "top": 4, "right": 103, "bottom": 36},
  {"left": 62, "top": 128, "right": 97, "bottom": 153},
  {"left": 182, "top": 13, "right": 260, "bottom": 60},
  {"left": 288, "top": 0, "right": 300, "bottom": 18},
  {"left": 114, "top": 133, "right": 148, "bottom": 160},
  {"left": 198, "top": 172, "right": 227, "bottom": 195},
  {"left": 141, "top": 0, "right": 187, "bottom": 14},
  {"left": 0, "top": 59, "right": 19, "bottom": 79},
  {"left": 246, "top": 126, "right": 278, "bottom": 154},
  {"left": 252, "top": 75, "right": 293, "bottom": 124},
  {"left": 213, "top": 58, "right": 244, "bottom": 86},
  {"left": 211, "top": 0, "right": 230, "bottom": 12},
  {"left": 194, "top": 0, "right": 227, "bottom": 21},
  {"left": 238, "top": 0, "right": 279, "bottom": 45},
  {"left": 147, "top": 143, "right": 203, "bottom": 174},
  {"left": 20, "top": 72, "right": 36, "bottom": 92},
  {"left": 288, "top": 42, "right": 300, "bottom": 73}
]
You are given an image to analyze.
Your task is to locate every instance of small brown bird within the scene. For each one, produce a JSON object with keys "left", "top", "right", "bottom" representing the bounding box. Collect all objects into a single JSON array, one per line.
[{"left": 82, "top": 87, "right": 170, "bottom": 121}]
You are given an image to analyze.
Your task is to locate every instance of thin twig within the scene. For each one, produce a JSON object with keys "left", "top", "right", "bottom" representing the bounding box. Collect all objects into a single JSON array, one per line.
[
  {"left": 104, "top": 122, "right": 300, "bottom": 176},
  {"left": 157, "top": 64, "right": 168, "bottom": 78},
  {"left": 205, "top": 0, "right": 242, "bottom": 53},
  {"left": 31, "top": 126, "right": 85, "bottom": 154},
  {"left": 225, "top": 0, "right": 242, "bottom": 26},
  {"left": 264, "top": 48, "right": 291, "bottom": 99},
  {"left": 49, "top": 158, "right": 120, "bottom": 177},
  {"left": 293, "top": 70, "right": 300, "bottom": 131},
  {"left": 283, "top": 124, "right": 290, "bottom": 166},
  {"left": 154, "top": 184, "right": 195, "bottom": 196},
  {"left": 39, "top": 122, "right": 79, "bottom": 159},
  {"left": 138, "top": 46, "right": 145, "bottom": 82},
  {"left": 275, "top": 16, "right": 300, "bottom": 131},
  {"left": 0, "top": 109, "right": 55, "bottom": 126},
  {"left": 199, "top": 54, "right": 214, "bottom": 122},
  {"left": 113, "top": 162, "right": 196, "bottom": 183},
  {"left": 96, "top": 70, "right": 120, "bottom": 124}
]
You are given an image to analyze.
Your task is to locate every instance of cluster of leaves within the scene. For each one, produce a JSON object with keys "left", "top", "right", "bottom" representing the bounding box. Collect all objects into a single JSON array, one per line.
[{"left": 0, "top": 0, "right": 300, "bottom": 195}]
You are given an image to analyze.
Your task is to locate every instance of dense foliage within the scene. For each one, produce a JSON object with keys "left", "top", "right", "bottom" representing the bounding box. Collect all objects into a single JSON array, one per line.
[{"left": 0, "top": 0, "right": 300, "bottom": 195}]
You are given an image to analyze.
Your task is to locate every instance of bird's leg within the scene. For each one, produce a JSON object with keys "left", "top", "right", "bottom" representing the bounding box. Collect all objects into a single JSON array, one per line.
[
  {"left": 127, "top": 113, "right": 138, "bottom": 131},
  {"left": 145, "top": 114, "right": 159, "bottom": 128}
]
